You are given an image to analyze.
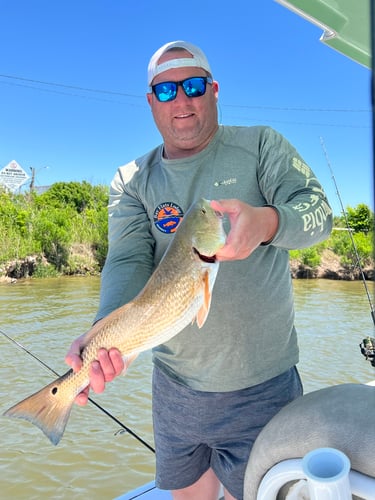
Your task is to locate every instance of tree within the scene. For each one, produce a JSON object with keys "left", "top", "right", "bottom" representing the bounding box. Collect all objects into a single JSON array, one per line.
[
  {"left": 36, "top": 181, "right": 108, "bottom": 213},
  {"left": 346, "top": 204, "right": 373, "bottom": 233}
]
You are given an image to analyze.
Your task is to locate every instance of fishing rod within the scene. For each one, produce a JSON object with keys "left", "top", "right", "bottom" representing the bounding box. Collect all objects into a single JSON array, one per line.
[
  {"left": 0, "top": 327, "right": 155, "bottom": 453},
  {"left": 320, "top": 137, "right": 375, "bottom": 366}
]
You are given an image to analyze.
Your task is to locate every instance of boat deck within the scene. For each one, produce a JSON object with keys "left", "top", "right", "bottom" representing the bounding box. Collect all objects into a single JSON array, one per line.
[
  {"left": 114, "top": 480, "right": 225, "bottom": 499},
  {"left": 114, "top": 481, "right": 171, "bottom": 499}
]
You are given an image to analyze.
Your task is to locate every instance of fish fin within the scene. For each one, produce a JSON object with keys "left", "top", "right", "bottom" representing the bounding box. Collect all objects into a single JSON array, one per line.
[
  {"left": 3, "top": 372, "right": 75, "bottom": 445},
  {"left": 196, "top": 270, "right": 212, "bottom": 328}
]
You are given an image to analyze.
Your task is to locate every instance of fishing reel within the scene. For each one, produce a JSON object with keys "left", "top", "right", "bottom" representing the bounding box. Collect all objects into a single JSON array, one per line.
[{"left": 359, "top": 336, "right": 375, "bottom": 367}]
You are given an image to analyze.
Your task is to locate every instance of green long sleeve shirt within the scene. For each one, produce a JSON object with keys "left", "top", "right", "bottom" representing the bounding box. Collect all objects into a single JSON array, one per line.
[{"left": 95, "top": 125, "right": 333, "bottom": 391}]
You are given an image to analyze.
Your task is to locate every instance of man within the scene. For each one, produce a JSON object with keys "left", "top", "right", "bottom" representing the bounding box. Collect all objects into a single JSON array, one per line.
[{"left": 66, "top": 41, "right": 332, "bottom": 500}]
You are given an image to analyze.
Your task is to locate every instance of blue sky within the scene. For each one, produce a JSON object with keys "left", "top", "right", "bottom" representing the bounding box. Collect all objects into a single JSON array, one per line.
[{"left": 0, "top": 0, "right": 372, "bottom": 215}]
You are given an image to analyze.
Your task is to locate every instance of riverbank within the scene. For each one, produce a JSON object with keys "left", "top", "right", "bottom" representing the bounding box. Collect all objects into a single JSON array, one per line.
[
  {"left": 1, "top": 248, "right": 373, "bottom": 283},
  {"left": 290, "top": 248, "right": 374, "bottom": 280},
  {"left": 1, "top": 185, "right": 373, "bottom": 283}
]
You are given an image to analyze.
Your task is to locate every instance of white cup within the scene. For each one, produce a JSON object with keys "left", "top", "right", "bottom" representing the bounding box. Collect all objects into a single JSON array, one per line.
[{"left": 302, "top": 447, "right": 351, "bottom": 499}]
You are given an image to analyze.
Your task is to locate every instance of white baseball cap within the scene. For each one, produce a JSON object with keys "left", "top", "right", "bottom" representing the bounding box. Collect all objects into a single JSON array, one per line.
[{"left": 147, "top": 41, "right": 213, "bottom": 88}]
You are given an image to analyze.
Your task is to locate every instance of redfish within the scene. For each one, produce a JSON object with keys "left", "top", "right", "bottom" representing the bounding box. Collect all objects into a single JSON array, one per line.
[{"left": 4, "top": 198, "right": 226, "bottom": 445}]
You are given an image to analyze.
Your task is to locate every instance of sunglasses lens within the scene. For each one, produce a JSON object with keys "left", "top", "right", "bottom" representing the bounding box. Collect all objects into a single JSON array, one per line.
[
  {"left": 152, "top": 77, "right": 212, "bottom": 102},
  {"left": 182, "top": 77, "right": 207, "bottom": 97},
  {"left": 153, "top": 82, "right": 177, "bottom": 102}
]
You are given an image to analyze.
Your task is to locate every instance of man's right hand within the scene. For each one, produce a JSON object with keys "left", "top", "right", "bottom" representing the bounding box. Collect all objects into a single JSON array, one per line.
[{"left": 65, "top": 334, "right": 125, "bottom": 406}]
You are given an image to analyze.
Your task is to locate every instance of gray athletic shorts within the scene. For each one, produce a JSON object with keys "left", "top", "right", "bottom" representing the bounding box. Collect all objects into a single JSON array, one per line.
[{"left": 152, "top": 366, "right": 303, "bottom": 500}]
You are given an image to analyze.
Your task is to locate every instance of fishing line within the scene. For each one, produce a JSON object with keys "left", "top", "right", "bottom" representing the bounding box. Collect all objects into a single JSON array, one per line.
[
  {"left": 0, "top": 327, "right": 155, "bottom": 454},
  {"left": 320, "top": 137, "right": 375, "bottom": 325},
  {"left": 320, "top": 138, "right": 375, "bottom": 368}
]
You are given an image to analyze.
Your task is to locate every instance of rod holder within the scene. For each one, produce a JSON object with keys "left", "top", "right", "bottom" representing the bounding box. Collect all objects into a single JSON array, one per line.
[{"left": 302, "top": 447, "right": 351, "bottom": 499}]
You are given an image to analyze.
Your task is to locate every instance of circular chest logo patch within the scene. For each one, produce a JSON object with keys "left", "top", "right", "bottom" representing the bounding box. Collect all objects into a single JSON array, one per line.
[{"left": 153, "top": 202, "right": 184, "bottom": 234}]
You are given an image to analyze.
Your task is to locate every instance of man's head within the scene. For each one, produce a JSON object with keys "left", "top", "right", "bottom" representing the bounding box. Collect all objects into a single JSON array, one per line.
[{"left": 146, "top": 41, "right": 219, "bottom": 159}]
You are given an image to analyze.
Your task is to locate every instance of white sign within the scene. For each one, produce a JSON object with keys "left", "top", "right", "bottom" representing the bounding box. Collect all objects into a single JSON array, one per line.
[{"left": 0, "top": 160, "right": 29, "bottom": 191}]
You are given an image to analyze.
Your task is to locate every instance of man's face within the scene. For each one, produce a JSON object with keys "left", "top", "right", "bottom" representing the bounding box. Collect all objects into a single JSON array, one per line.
[{"left": 147, "top": 49, "right": 219, "bottom": 159}]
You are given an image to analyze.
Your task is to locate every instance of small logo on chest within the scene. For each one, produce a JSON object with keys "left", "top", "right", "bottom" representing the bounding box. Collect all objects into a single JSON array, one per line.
[{"left": 214, "top": 177, "right": 237, "bottom": 187}]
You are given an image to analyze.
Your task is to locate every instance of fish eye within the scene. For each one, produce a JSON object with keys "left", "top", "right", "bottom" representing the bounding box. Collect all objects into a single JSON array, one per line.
[{"left": 200, "top": 207, "right": 207, "bottom": 215}]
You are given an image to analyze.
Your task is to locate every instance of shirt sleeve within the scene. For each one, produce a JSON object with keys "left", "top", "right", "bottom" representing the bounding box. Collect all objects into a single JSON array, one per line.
[
  {"left": 94, "top": 162, "right": 155, "bottom": 322},
  {"left": 257, "top": 127, "right": 333, "bottom": 249}
]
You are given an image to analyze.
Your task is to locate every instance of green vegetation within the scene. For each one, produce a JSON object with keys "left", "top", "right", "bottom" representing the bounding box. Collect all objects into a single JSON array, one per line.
[
  {"left": 290, "top": 204, "right": 374, "bottom": 275},
  {"left": 0, "top": 182, "right": 373, "bottom": 279},
  {"left": 0, "top": 182, "right": 109, "bottom": 277}
]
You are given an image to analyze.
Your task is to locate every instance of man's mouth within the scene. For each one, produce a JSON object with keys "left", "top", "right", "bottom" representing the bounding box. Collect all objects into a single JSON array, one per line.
[{"left": 175, "top": 112, "right": 194, "bottom": 119}]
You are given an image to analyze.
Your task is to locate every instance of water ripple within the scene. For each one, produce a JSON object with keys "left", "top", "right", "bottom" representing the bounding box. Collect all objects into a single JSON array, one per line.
[{"left": 0, "top": 277, "right": 374, "bottom": 498}]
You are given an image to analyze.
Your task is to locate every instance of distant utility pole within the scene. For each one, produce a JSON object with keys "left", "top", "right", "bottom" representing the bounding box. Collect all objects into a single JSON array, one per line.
[
  {"left": 29, "top": 167, "right": 35, "bottom": 192},
  {"left": 29, "top": 165, "right": 49, "bottom": 192}
]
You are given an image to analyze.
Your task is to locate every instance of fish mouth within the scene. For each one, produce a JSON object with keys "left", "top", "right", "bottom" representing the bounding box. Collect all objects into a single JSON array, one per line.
[{"left": 193, "top": 247, "right": 216, "bottom": 263}]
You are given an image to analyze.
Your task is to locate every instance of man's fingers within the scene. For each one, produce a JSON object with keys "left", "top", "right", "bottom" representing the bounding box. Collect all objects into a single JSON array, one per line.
[
  {"left": 89, "top": 359, "right": 106, "bottom": 393},
  {"left": 68, "top": 344, "right": 124, "bottom": 403},
  {"left": 210, "top": 198, "right": 240, "bottom": 219},
  {"left": 210, "top": 199, "right": 225, "bottom": 213},
  {"left": 97, "top": 348, "right": 117, "bottom": 382},
  {"left": 75, "top": 387, "right": 89, "bottom": 406},
  {"left": 65, "top": 337, "right": 84, "bottom": 372},
  {"left": 65, "top": 351, "right": 83, "bottom": 373},
  {"left": 70, "top": 355, "right": 83, "bottom": 373},
  {"left": 108, "top": 348, "right": 125, "bottom": 377}
]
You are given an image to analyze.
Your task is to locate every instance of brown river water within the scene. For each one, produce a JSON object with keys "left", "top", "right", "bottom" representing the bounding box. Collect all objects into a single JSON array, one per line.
[{"left": 0, "top": 276, "right": 374, "bottom": 499}]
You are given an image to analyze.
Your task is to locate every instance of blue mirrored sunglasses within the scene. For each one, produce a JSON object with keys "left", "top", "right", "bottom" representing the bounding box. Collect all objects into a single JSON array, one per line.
[{"left": 151, "top": 76, "right": 213, "bottom": 102}]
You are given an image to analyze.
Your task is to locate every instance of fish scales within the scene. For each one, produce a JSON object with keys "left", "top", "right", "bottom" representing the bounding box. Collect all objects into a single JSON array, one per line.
[{"left": 3, "top": 198, "right": 226, "bottom": 445}]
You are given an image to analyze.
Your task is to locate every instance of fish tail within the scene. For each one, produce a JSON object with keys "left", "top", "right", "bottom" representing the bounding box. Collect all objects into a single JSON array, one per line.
[{"left": 3, "top": 374, "right": 75, "bottom": 445}]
